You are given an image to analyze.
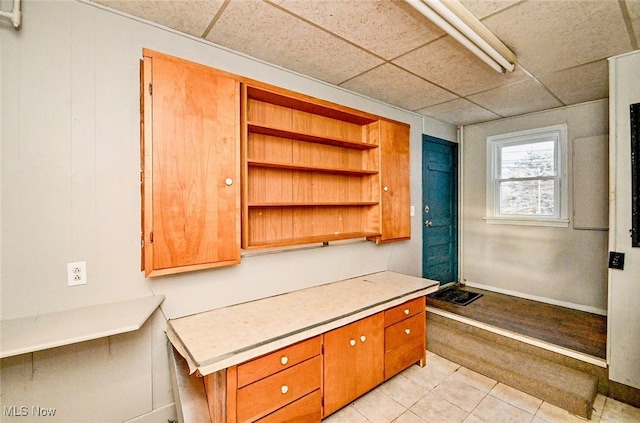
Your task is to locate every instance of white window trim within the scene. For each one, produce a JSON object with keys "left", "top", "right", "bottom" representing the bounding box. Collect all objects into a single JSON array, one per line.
[{"left": 485, "top": 124, "right": 569, "bottom": 227}]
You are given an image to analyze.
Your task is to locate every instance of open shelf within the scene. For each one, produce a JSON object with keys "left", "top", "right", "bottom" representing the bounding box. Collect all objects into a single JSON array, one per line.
[
  {"left": 247, "top": 122, "right": 378, "bottom": 150},
  {"left": 248, "top": 202, "right": 379, "bottom": 207},
  {"left": 247, "top": 159, "right": 378, "bottom": 175},
  {"left": 244, "top": 232, "right": 381, "bottom": 250},
  {"left": 242, "top": 83, "right": 383, "bottom": 250},
  {"left": 0, "top": 295, "right": 165, "bottom": 358},
  {"left": 246, "top": 85, "right": 378, "bottom": 126}
]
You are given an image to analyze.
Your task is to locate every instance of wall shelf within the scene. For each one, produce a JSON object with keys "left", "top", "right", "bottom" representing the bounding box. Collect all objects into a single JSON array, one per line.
[
  {"left": 247, "top": 159, "right": 378, "bottom": 175},
  {"left": 0, "top": 295, "right": 165, "bottom": 359}
]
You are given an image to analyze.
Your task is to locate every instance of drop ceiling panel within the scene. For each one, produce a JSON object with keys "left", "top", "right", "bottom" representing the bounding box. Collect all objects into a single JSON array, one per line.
[
  {"left": 273, "top": 0, "right": 444, "bottom": 60},
  {"left": 467, "top": 79, "right": 563, "bottom": 118},
  {"left": 538, "top": 60, "right": 609, "bottom": 106},
  {"left": 393, "top": 36, "right": 527, "bottom": 97},
  {"left": 92, "top": 0, "right": 639, "bottom": 126},
  {"left": 95, "top": 0, "right": 225, "bottom": 37},
  {"left": 417, "top": 98, "right": 501, "bottom": 126},
  {"left": 459, "top": 0, "right": 521, "bottom": 19},
  {"left": 628, "top": 1, "right": 640, "bottom": 43},
  {"left": 204, "top": 0, "right": 383, "bottom": 84},
  {"left": 483, "top": 0, "right": 633, "bottom": 75},
  {"left": 340, "top": 63, "right": 457, "bottom": 111}
]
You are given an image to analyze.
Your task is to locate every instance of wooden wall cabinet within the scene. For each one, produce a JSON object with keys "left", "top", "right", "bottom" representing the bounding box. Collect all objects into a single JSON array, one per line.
[
  {"left": 141, "top": 50, "right": 410, "bottom": 276},
  {"left": 322, "top": 313, "right": 385, "bottom": 417},
  {"left": 373, "top": 120, "right": 411, "bottom": 243},
  {"left": 141, "top": 50, "right": 241, "bottom": 276}
]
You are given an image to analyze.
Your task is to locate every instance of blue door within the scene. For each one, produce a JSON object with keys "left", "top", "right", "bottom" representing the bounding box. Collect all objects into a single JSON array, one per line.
[{"left": 422, "top": 135, "right": 458, "bottom": 285}]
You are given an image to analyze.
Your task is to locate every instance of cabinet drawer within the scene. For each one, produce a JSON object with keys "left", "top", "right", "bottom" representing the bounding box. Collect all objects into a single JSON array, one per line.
[
  {"left": 384, "top": 312, "right": 426, "bottom": 379},
  {"left": 237, "top": 336, "right": 321, "bottom": 388},
  {"left": 237, "top": 356, "right": 321, "bottom": 422},
  {"left": 254, "top": 390, "right": 321, "bottom": 423},
  {"left": 384, "top": 297, "right": 425, "bottom": 327},
  {"left": 385, "top": 312, "right": 425, "bottom": 352}
]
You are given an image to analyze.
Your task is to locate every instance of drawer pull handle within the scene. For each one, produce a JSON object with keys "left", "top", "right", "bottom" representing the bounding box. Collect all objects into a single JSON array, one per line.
[
  {"left": 404, "top": 309, "right": 410, "bottom": 315},
  {"left": 349, "top": 339, "right": 356, "bottom": 347},
  {"left": 280, "top": 356, "right": 288, "bottom": 365},
  {"left": 225, "top": 178, "right": 233, "bottom": 186},
  {"left": 405, "top": 329, "right": 411, "bottom": 335},
  {"left": 281, "top": 385, "right": 289, "bottom": 394},
  {"left": 360, "top": 335, "right": 367, "bottom": 343}
]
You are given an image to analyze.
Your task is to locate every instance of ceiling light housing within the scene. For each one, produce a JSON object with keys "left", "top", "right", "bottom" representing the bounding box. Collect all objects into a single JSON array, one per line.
[{"left": 405, "top": 0, "right": 516, "bottom": 73}]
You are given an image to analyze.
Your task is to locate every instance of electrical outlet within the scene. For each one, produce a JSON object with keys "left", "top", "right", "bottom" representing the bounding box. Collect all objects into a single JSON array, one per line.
[{"left": 67, "top": 261, "right": 87, "bottom": 286}]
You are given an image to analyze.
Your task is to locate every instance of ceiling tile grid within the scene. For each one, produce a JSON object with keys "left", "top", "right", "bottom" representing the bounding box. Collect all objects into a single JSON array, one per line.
[{"left": 93, "top": 0, "right": 640, "bottom": 126}]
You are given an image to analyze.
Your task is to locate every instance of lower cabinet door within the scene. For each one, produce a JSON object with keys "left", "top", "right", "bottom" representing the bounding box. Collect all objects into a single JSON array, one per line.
[
  {"left": 255, "top": 390, "right": 321, "bottom": 423},
  {"left": 323, "top": 313, "right": 384, "bottom": 417}
]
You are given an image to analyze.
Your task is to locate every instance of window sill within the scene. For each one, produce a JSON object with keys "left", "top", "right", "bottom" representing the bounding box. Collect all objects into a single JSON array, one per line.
[{"left": 484, "top": 217, "right": 570, "bottom": 228}]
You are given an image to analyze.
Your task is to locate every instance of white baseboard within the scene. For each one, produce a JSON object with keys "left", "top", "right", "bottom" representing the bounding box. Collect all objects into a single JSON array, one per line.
[
  {"left": 124, "top": 404, "right": 177, "bottom": 423},
  {"left": 464, "top": 281, "right": 608, "bottom": 316}
]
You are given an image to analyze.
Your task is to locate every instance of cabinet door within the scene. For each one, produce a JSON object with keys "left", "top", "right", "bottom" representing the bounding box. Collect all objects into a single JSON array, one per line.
[
  {"left": 323, "top": 313, "right": 384, "bottom": 417},
  {"left": 377, "top": 120, "right": 411, "bottom": 243},
  {"left": 141, "top": 50, "right": 240, "bottom": 276}
]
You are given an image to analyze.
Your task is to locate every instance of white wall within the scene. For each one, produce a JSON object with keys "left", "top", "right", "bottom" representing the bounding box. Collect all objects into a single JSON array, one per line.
[
  {"left": 1, "top": 1, "right": 452, "bottom": 421},
  {"left": 607, "top": 50, "right": 640, "bottom": 389},
  {"left": 461, "top": 100, "right": 610, "bottom": 313}
]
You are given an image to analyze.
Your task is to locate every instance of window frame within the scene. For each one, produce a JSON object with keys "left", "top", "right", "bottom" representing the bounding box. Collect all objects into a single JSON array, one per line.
[{"left": 485, "top": 124, "right": 569, "bottom": 227}]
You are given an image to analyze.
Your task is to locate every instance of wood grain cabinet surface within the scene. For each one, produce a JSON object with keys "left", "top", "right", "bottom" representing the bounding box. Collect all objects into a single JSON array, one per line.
[
  {"left": 384, "top": 297, "right": 426, "bottom": 380},
  {"left": 141, "top": 49, "right": 241, "bottom": 276},
  {"left": 221, "top": 337, "right": 322, "bottom": 423},
  {"left": 322, "top": 313, "right": 385, "bottom": 417}
]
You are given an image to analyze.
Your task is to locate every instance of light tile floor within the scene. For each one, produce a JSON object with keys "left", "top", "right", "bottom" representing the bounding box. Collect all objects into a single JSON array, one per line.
[{"left": 323, "top": 352, "right": 640, "bottom": 423}]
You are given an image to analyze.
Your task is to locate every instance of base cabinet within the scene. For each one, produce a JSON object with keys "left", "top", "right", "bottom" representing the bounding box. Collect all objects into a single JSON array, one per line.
[{"left": 204, "top": 298, "right": 426, "bottom": 422}]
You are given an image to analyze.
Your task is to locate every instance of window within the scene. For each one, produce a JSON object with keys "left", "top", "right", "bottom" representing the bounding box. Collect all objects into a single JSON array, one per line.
[{"left": 486, "top": 124, "right": 568, "bottom": 227}]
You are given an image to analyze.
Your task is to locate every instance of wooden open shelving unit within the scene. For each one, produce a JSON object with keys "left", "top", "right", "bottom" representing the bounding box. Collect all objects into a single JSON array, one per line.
[{"left": 241, "top": 84, "right": 385, "bottom": 250}]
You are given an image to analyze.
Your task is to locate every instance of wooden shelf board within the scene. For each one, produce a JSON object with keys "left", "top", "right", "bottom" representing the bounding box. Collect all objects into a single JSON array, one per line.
[
  {"left": 248, "top": 202, "right": 379, "bottom": 208},
  {"left": 247, "top": 159, "right": 378, "bottom": 175},
  {"left": 245, "top": 232, "right": 381, "bottom": 249},
  {"left": 246, "top": 86, "right": 377, "bottom": 126},
  {"left": 248, "top": 123, "right": 378, "bottom": 150},
  {"left": 0, "top": 295, "right": 165, "bottom": 358}
]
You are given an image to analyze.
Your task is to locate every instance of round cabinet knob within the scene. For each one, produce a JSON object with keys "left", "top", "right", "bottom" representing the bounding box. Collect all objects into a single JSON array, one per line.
[
  {"left": 281, "top": 385, "right": 289, "bottom": 394},
  {"left": 360, "top": 335, "right": 366, "bottom": 343},
  {"left": 383, "top": 186, "right": 389, "bottom": 192},
  {"left": 349, "top": 339, "right": 356, "bottom": 347},
  {"left": 225, "top": 178, "right": 233, "bottom": 186},
  {"left": 280, "top": 356, "right": 288, "bottom": 365},
  {"left": 404, "top": 309, "right": 410, "bottom": 315},
  {"left": 405, "top": 329, "right": 411, "bottom": 335}
]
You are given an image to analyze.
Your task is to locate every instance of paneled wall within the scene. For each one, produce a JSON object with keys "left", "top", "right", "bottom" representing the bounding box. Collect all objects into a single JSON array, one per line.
[{"left": 0, "top": 1, "right": 452, "bottom": 421}]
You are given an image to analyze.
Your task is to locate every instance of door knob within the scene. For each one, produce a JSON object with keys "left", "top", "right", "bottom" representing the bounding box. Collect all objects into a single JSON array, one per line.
[{"left": 425, "top": 220, "right": 433, "bottom": 226}]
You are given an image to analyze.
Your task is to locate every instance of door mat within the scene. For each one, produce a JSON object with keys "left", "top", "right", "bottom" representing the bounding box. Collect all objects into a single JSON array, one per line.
[{"left": 428, "top": 287, "right": 483, "bottom": 306}]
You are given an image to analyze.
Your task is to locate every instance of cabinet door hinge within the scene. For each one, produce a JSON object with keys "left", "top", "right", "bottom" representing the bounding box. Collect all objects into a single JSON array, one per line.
[
  {"left": 148, "top": 83, "right": 152, "bottom": 95},
  {"left": 141, "top": 232, "right": 144, "bottom": 248},
  {"left": 149, "top": 231, "right": 154, "bottom": 243}
]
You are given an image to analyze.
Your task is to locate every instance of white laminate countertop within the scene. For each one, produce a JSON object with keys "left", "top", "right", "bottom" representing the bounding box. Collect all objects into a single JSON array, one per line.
[{"left": 166, "top": 271, "right": 438, "bottom": 376}]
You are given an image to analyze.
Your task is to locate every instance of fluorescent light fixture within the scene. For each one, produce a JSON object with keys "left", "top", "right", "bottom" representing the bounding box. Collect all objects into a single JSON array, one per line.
[{"left": 405, "top": 0, "right": 516, "bottom": 73}]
